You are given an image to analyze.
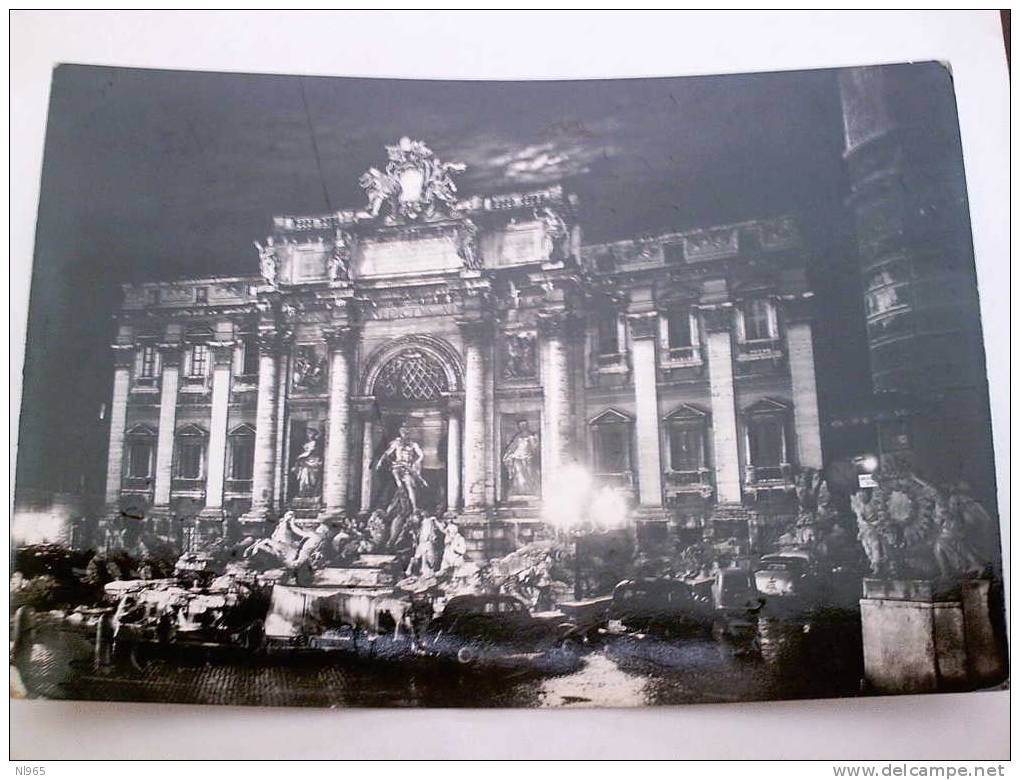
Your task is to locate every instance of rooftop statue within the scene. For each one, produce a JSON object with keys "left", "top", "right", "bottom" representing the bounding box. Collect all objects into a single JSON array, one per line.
[{"left": 358, "top": 137, "right": 466, "bottom": 222}]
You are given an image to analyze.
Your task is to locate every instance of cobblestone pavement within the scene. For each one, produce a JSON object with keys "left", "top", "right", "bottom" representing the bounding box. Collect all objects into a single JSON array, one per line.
[{"left": 14, "top": 621, "right": 861, "bottom": 708}]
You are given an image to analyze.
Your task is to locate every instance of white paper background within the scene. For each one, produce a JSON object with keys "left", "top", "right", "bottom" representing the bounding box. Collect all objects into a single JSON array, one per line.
[{"left": 9, "top": 10, "right": 1010, "bottom": 760}]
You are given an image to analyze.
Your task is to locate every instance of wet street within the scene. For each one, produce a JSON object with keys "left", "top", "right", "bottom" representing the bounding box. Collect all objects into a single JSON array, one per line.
[{"left": 14, "top": 617, "right": 863, "bottom": 708}]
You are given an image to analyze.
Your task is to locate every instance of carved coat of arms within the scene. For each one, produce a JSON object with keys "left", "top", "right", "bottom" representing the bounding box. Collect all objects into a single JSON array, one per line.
[{"left": 358, "top": 137, "right": 466, "bottom": 222}]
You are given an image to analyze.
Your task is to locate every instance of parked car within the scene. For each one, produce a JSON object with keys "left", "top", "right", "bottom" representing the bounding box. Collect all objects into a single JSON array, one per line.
[
  {"left": 754, "top": 550, "right": 819, "bottom": 614},
  {"left": 607, "top": 578, "right": 713, "bottom": 638},
  {"left": 424, "top": 594, "right": 580, "bottom": 671},
  {"left": 710, "top": 568, "right": 763, "bottom": 649}
]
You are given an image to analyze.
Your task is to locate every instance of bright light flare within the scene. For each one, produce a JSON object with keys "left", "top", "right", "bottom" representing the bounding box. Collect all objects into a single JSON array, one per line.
[
  {"left": 854, "top": 453, "right": 880, "bottom": 473},
  {"left": 541, "top": 463, "right": 593, "bottom": 531},
  {"left": 589, "top": 486, "right": 628, "bottom": 531}
]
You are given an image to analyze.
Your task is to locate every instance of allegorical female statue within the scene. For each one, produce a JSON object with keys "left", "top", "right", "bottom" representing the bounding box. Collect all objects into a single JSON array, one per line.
[
  {"left": 502, "top": 419, "right": 540, "bottom": 497},
  {"left": 291, "top": 428, "right": 323, "bottom": 497}
]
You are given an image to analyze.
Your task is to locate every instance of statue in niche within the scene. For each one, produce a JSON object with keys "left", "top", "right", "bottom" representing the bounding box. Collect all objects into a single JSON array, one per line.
[
  {"left": 253, "top": 238, "right": 279, "bottom": 286},
  {"left": 328, "top": 230, "right": 353, "bottom": 283},
  {"left": 502, "top": 419, "right": 541, "bottom": 498},
  {"left": 374, "top": 422, "right": 427, "bottom": 513},
  {"left": 503, "top": 332, "right": 536, "bottom": 379},
  {"left": 291, "top": 428, "right": 324, "bottom": 498},
  {"left": 291, "top": 345, "right": 327, "bottom": 392}
]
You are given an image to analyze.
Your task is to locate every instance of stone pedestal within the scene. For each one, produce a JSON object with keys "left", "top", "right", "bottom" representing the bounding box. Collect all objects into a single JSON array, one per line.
[
  {"left": 861, "top": 578, "right": 1004, "bottom": 694},
  {"left": 961, "top": 579, "right": 1008, "bottom": 685},
  {"left": 191, "top": 508, "right": 229, "bottom": 552}
]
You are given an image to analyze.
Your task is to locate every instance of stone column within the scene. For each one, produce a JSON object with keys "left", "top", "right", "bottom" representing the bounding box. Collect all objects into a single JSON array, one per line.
[
  {"left": 459, "top": 319, "right": 491, "bottom": 511},
  {"left": 242, "top": 328, "right": 281, "bottom": 523},
  {"left": 321, "top": 326, "right": 356, "bottom": 518},
  {"left": 703, "top": 307, "right": 742, "bottom": 503},
  {"left": 104, "top": 344, "right": 136, "bottom": 507},
  {"left": 538, "top": 312, "right": 575, "bottom": 503},
  {"left": 627, "top": 312, "right": 664, "bottom": 508},
  {"left": 152, "top": 344, "right": 181, "bottom": 507},
  {"left": 445, "top": 394, "right": 464, "bottom": 512},
  {"left": 272, "top": 345, "right": 291, "bottom": 511},
  {"left": 203, "top": 341, "right": 235, "bottom": 510},
  {"left": 783, "top": 297, "right": 823, "bottom": 469},
  {"left": 357, "top": 402, "right": 376, "bottom": 514}
]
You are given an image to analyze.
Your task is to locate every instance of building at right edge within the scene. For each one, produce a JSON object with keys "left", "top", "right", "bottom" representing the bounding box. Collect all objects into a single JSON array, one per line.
[{"left": 838, "top": 64, "right": 999, "bottom": 511}]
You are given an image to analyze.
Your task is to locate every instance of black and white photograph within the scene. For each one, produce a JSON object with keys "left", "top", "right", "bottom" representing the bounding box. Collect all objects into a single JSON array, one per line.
[{"left": 10, "top": 18, "right": 1008, "bottom": 726}]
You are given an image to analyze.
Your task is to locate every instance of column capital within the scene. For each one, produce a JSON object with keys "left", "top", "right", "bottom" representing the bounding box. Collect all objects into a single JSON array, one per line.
[
  {"left": 441, "top": 391, "right": 465, "bottom": 414},
  {"left": 111, "top": 343, "right": 136, "bottom": 369},
  {"left": 457, "top": 317, "right": 494, "bottom": 343},
  {"left": 625, "top": 311, "right": 659, "bottom": 340},
  {"left": 536, "top": 310, "right": 581, "bottom": 339},
  {"left": 351, "top": 395, "right": 377, "bottom": 417},
  {"left": 256, "top": 327, "right": 289, "bottom": 354},
  {"left": 699, "top": 305, "right": 734, "bottom": 334},
  {"left": 207, "top": 340, "right": 236, "bottom": 368},
  {"left": 322, "top": 325, "right": 359, "bottom": 353},
  {"left": 156, "top": 342, "right": 183, "bottom": 366},
  {"left": 781, "top": 294, "right": 815, "bottom": 325}
]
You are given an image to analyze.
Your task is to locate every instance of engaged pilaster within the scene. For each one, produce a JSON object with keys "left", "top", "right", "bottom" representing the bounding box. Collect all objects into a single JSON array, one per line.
[
  {"left": 783, "top": 295, "right": 823, "bottom": 469},
  {"left": 203, "top": 340, "right": 235, "bottom": 511},
  {"left": 627, "top": 312, "right": 664, "bottom": 508},
  {"left": 104, "top": 344, "right": 136, "bottom": 508},
  {"left": 152, "top": 344, "right": 182, "bottom": 507},
  {"left": 702, "top": 306, "right": 742, "bottom": 503}
]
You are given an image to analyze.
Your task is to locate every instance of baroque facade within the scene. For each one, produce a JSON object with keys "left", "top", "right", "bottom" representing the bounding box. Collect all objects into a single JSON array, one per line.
[{"left": 104, "top": 138, "right": 822, "bottom": 557}]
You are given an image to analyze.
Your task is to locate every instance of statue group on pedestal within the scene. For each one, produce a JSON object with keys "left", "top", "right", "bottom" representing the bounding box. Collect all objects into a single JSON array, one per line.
[{"left": 850, "top": 458, "right": 995, "bottom": 582}]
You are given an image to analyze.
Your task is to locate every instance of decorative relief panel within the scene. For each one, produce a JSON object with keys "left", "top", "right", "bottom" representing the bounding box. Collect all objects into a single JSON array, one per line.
[
  {"left": 502, "top": 331, "right": 537, "bottom": 380},
  {"left": 683, "top": 228, "right": 739, "bottom": 262},
  {"left": 291, "top": 343, "right": 328, "bottom": 393}
]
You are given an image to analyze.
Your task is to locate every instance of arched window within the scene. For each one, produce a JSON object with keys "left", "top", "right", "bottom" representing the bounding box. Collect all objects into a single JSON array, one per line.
[
  {"left": 227, "top": 423, "right": 256, "bottom": 484},
  {"left": 173, "top": 424, "right": 208, "bottom": 484},
  {"left": 375, "top": 350, "right": 449, "bottom": 402}
]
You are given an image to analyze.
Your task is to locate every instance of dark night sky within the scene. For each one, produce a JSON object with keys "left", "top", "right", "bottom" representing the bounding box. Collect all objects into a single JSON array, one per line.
[{"left": 17, "top": 63, "right": 865, "bottom": 494}]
